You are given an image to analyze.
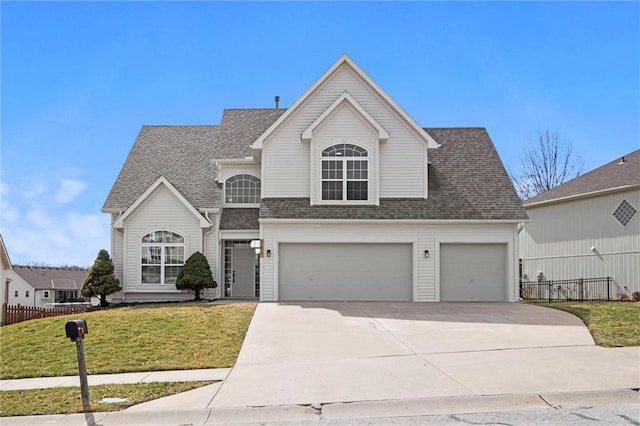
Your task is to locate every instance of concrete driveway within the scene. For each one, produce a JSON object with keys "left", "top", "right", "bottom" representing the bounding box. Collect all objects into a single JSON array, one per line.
[{"left": 211, "top": 302, "right": 639, "bottom": 408}]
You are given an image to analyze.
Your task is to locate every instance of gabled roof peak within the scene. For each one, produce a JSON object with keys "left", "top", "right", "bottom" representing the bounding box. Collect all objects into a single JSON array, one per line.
[{"left": 251, "top": 54, "right": 439, "bottom": 156}]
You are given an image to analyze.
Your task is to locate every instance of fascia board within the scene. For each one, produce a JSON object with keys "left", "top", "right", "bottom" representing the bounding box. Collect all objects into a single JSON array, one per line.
[
  {"left": 524, "top": 184, "right": 640, "bottom": 208},
  {"left": 301, "top": 92, "right": 389, "bottom": 143},
  {"left": 114, "top": 176, "right": 212, "bottom": 229},
  {"left": 252, "top": 54, "right": 438, "bottom": 151},
  {"left": 259, "top": 218, "right": 527, "bottom": 225}
]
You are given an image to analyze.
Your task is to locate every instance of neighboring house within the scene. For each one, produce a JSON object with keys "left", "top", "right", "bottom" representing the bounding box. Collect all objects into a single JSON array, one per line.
[
  {"left": 519, "top": 149, "right": 639, "bottom": 296},
  {"left": 103, "top": 54, "right": 527, "bottom": 303},
  {"left": 1, "top": 234, "right": 12, "bottom": 323},
  {"left": 7, "top": 266, "right": 89, "bottom": 308}
]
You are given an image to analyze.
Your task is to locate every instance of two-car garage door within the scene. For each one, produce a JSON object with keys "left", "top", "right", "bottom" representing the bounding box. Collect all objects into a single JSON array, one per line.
[{"left": 279, "top": 243, "right": 412, "bottom": 301}]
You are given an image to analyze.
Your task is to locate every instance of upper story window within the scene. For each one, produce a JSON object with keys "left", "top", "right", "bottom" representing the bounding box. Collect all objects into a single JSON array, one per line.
[
  {"left": 321, "top": 143, "right": 368, "bottom": 201},
  {"left": 225, "top": 174, "right": 261, "bottom": 204},
  {"left": 141, "top": 230, "right": 185, "bottom": 285}
]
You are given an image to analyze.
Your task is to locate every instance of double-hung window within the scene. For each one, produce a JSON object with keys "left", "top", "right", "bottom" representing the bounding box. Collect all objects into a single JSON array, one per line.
[
  {"left": 141, "top": 231, "right": 185, "bottom": 285},
  {"left": 321, "top": 143, "right": 368, "bottom": 201}
]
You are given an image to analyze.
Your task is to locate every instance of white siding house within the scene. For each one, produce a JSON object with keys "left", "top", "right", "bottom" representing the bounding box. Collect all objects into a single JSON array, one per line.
[
  {"left": 520, "top": 150, "right": 640, "bottom": 298},
  {"left": 103, "top": 55, "right": 527, "bottom": 303},
  {"left": 6, "top": 266, "right": 89, "bottom": 308},
  {"left": 1, "top": 234, "right": 12, "bottom": 324}
]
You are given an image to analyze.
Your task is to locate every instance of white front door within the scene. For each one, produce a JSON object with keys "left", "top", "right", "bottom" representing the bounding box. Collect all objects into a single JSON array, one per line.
[{"left": 232, "top": 247, "right": 255, "bottom": 298}]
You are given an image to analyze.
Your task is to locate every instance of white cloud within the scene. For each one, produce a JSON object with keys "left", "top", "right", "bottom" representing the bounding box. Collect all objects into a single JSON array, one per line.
[
  {"left": 26, "top": 209, "right": 54, "bottom": 229},
  {"left": 53, "top": 179, "right": 88, "bottom": 204},
  {"left": 3, "top": 211, "right": 111, "bottom": 267}
]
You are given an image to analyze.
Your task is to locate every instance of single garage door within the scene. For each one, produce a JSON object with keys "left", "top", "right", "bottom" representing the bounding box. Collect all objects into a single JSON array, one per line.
[
  {"left": 279, "top": 243, "right": 412, "bottom": 301},
  {"left": 440, "top": 243, "right": 507, "bottom": 302}
]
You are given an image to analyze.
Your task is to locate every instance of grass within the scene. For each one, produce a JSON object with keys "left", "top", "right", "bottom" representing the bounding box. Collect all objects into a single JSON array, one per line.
[
  {"left": 0, "top": 381, "right": 213, "bottom": 417},
  {"left": 1, "top": 302, "right": 256, "bottom": 379},
  {"left": 539, "top": 301, "right": 640, "bottom": 347}
]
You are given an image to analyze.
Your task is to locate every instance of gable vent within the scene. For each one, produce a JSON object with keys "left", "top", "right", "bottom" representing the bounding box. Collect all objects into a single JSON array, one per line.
[{"left": 612, "top": 199, "right": 638, "bottom": 228}]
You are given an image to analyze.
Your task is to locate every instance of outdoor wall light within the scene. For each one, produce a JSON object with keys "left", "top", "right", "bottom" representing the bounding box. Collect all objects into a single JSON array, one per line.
[
  {"left": 590, "top": 246, "right": 597, "bottom": 253},
  {"left": 424, "top": 250, "right": 429, "bottom": 259},
  {"left": 266, "top": 249, "right": 271, "bottom": 257}
]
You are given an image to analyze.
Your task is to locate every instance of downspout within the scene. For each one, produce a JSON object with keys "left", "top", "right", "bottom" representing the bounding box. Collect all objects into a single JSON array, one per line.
[
  {"left": 115, "top": 211, "right": 126, "bottom": 303},
  {"left": 202, "top": 210, "right": 218, "bottom": 300}
]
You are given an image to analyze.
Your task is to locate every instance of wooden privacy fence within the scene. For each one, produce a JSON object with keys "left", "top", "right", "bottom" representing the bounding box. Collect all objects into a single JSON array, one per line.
[{"left": 2, "top": 304, "right": 87, "bottom": 326}]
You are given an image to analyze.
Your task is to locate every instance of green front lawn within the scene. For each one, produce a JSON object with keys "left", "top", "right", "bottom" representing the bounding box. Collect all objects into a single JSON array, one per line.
[
  {"left": 0, "top": 382, "right": 212, "bottom": 417},
  {"left": 540, "top": 301, "right": 640, "bottom": 347},
  {"left": 1, "top": 302, "right": 256, "bottom": 379}
]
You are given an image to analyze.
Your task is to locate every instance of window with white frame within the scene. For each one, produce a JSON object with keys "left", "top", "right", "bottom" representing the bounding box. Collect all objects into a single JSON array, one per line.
[
  {"left": 225, "top": 174, "right": 261, "bottom": 204},
  {"left": 321, "top": 143, "right": 368, "bottom": 201},
  {"left": 141, "top": 231, "right": 185, "bottom": 285},
  {"left": 43, "top": 290, "right": 50, "bottom": 298}
]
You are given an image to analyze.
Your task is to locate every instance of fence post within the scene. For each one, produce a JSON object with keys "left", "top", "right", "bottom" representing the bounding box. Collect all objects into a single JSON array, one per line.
[
  {"left": 548, "top": 280, "right": 552, "bottom": 303},
  {"left": 579, "top": 278, "right": 583, "bottom": 302},
  {"left": 607, "top": 277, "right": 610, "bottom": 301}
]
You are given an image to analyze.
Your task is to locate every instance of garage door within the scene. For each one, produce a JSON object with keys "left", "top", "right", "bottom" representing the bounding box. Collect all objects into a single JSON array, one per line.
[
  {"left": 279, "top": 243, "right": 412, "bottom": 301},
  {"left": 440, "top": 243, "right": 507, "bottom": 302}
]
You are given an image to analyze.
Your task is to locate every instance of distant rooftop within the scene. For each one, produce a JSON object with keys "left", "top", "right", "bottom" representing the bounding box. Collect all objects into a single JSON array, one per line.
[
  {"left": 13, "top": 265, "right": 88, "bottom": 291},
  {"left": 524, "top": 149, "right": 640, "bottom": 206}
]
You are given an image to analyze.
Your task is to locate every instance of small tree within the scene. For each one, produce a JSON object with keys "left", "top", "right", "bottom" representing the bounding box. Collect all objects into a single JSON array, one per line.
[
  {"left": 82, "top": 249, "right": 121, "bottom": 307},
  {"left": 175, "top": 251, "right": 217, "bottom": 301},
  {"left": 511, "top": 129, "right": 583, "bottom": 200}
]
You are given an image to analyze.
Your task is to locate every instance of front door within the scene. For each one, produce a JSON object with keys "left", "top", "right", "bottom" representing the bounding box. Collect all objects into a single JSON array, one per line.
[{"left": 232, "top": 247, "right": 255, "bottom": 298}]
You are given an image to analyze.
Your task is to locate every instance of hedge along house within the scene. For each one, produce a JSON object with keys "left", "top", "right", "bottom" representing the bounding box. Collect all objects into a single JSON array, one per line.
[{"left": 103, "top": 55, "right": 528, "bottom": 303}]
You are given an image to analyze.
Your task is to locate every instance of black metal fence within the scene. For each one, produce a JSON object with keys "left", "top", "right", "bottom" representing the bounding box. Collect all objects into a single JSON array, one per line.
[{"left": 519, "top": 277, "right": 612, "bottom": 303}]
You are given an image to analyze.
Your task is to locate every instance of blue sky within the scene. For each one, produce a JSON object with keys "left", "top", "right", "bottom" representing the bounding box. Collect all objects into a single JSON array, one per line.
[{"left": 1, "top": 2, "right": 638, "bottom": 267}]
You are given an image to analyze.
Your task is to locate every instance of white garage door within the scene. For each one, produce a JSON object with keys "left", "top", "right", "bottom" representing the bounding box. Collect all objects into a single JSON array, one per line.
[
  {"left": 279, "top": 243, "right": 412, "bottom": 301},
  {"left": 440, "top": 243, "right": 507, "bottom": 302}
]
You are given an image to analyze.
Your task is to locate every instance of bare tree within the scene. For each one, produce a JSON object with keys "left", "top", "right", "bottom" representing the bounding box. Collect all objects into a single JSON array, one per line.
[{"left": 511, "top": 130, "right": 583, "bottom": 200}]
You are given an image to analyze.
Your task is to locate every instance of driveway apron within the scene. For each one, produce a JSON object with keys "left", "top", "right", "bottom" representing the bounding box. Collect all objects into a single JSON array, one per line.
[{"left": 210, "top": 302, "right": 638, "bottom": 408}]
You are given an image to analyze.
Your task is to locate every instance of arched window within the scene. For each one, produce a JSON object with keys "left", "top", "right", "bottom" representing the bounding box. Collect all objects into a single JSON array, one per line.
[
  {"left": 141, "top": 231, "right": 185, "bottom": 285},
  {"left": 321, "top": 143, "right": 368, "bottom": 201},
  {"left": 225, "top": 174, "right": 261, "bottom": 204}
]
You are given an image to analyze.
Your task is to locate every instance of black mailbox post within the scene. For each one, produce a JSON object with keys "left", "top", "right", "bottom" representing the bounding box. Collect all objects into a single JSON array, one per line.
[
  {"left": 65, "top": 319, "right": 88, "bottom": 341},
  {"left": 65, "top": 319, "right": 90, "bottom": 411}
]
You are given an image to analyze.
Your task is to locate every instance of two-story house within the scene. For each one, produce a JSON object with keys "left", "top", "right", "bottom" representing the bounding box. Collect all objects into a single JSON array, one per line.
[{"left": 103, "top": 55, "right": 527, "bottom": 303}]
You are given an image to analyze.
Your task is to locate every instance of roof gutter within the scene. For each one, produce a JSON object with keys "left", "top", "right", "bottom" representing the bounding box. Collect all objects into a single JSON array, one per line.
[
  {"left": 259, "top": 218, "right": 529, "bottom": 225},
  {"left": 524, "top": 183, "right": 640, "bottom": 208}
]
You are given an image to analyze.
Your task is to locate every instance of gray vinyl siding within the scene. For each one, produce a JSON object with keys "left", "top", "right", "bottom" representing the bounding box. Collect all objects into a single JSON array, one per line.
[
  {"left": 260, "top": 222, "right": 517, "bottom": 302},
  {"left": 262, "top": 64, "right": 427, "bottom": 199},
  {"left": 520, "top": 189, "right": 640, "bottom": 294},
  {"left": 112, "top": 225, "right": 124, "bottom": 302},
  {"left": 202, "top": 212, "right": 219, "bottom": 299},
  {"left": 122, "top": 184, "right": 204, "bottom": 299},
  {"left": 310, "top": 102, "right": 379, "bottom": 204}
]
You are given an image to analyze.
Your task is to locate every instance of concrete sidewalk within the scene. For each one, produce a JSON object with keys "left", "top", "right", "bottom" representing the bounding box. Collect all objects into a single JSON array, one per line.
[{"left": 0, "top": 368, "right": 230, "bottom": 391}]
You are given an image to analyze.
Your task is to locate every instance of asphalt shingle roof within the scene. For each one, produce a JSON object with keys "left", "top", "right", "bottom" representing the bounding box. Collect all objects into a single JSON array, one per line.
[
  {"left": 220, "top": 208, "right": 260, "bottom": 230},
  {"left": 261, "top": 128, "right": 527, "bottom": 221},
  {"left": 524, "top": 149, "right": 640, "bottom": 205},
  {"left": 13, "top": 266, "right": 88, "bottom": 291},
  {"left": 105, "top": 115, "right": 526, "bottom": 221},
  {"left": 102, "top": 109, "right": 286, "bottom": 211}
]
